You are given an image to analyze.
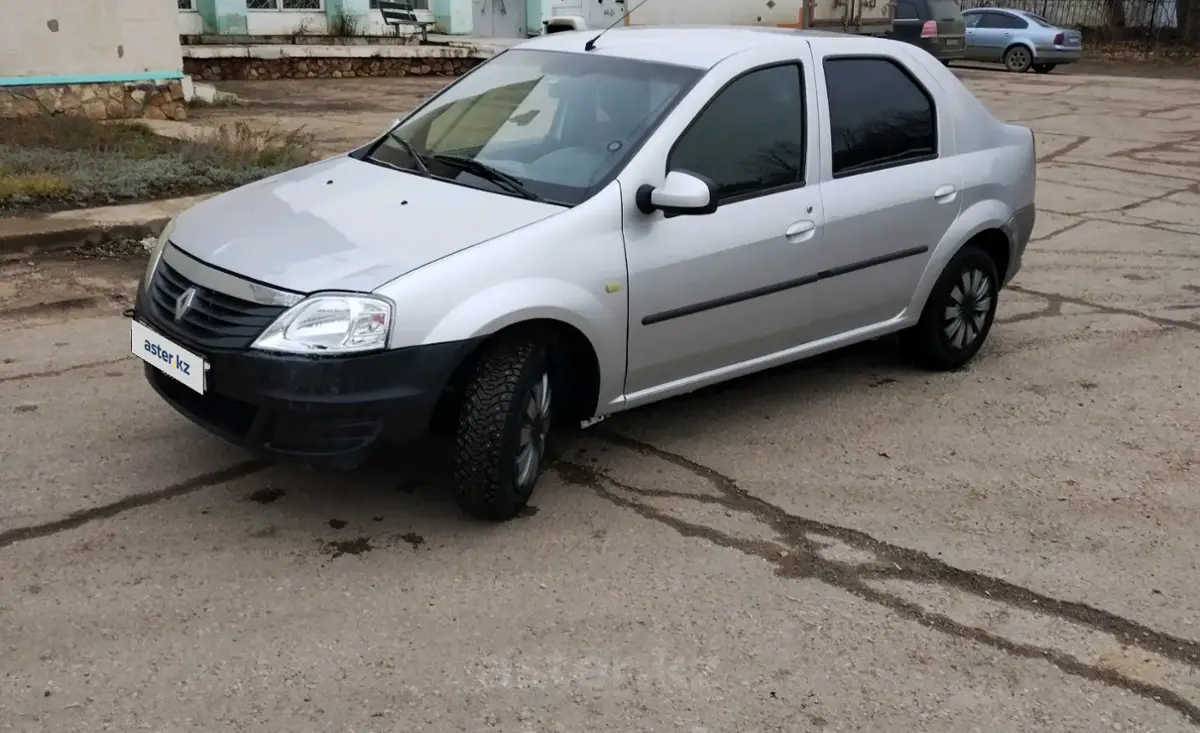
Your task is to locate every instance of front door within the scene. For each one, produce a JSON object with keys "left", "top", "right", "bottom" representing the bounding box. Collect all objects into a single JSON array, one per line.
[
  {"left": 808, "top": 53, "right": 962, "bottom": 336},
  {"left": 474, "top": 0, "right": 527, "bottom": 37},
  {"left": 966, "top": 10, "right": 1012, "bottom": 61},
  {"left": 623, "top": 62, "right": 826, "bottom": 400}
]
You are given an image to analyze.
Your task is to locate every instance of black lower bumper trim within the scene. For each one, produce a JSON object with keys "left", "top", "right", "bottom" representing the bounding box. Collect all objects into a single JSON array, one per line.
[{"left": 136, "top": 290, "right": 479, "bottom": 469}]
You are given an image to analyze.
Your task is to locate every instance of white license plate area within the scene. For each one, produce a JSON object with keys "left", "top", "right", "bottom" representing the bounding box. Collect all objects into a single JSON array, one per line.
[
  {"left": 945, "top": 38, "right": 961, "bottom": 47},
  {"left": 131, "top": 320, "right": 208, "bottom": 394}
]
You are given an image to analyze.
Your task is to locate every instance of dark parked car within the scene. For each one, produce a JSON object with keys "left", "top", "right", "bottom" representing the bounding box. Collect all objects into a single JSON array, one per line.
[{"left": 889, "top": 0, "right": 968, "bottom": 62}]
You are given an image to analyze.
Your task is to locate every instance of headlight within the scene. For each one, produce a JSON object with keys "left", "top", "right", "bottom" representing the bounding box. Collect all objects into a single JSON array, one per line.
[
  {"left": 144, "top": 217, "right": 175, "bottom": 285},
  {"left": 251, "top": 294, "right": 392, "bottom": 354}
]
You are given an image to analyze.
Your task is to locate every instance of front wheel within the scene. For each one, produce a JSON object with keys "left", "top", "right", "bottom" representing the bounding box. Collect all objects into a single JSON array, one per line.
[
  {"left": 452, "top": 337, "right": 553, "bottom": 521},
  {"left": 1033, "top": 63, "right": 1057, "bottom": 74},
  {"left": 900, "top": 245, "right": 1000, "bottom": 371},
  {"left": 1003, "top": 45, "right": 1034, "bottom": 72}
]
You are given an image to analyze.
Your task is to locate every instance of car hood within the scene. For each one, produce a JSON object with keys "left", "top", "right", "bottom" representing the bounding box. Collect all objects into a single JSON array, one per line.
[{"left": 169, "top": 156, "right": 564, "bottom": 294}]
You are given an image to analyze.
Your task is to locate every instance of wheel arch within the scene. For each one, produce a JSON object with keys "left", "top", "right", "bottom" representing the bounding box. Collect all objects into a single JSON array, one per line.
[
  {"left": 907, "top": 205, "right": 1013, "bottom": 321},
  {"left": 1003, "top": 41, "right": 1037, "bottom": 65},
  {"left": 434, "top": 318, "right": 604, "bottom": 433}
]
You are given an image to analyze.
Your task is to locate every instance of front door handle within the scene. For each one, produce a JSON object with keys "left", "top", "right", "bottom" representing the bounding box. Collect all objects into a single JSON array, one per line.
[
  {"left": 933, "top": 185, "right": 958, "bottom": 203},
  {"left": 785, "top": 220, "right": 816, "bottom": 242}
]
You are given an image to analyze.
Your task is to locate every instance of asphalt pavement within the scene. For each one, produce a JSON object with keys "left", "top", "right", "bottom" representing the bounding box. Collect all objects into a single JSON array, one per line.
[{"left": 1, "top": 68, "right": 1199, "bottom": 732}]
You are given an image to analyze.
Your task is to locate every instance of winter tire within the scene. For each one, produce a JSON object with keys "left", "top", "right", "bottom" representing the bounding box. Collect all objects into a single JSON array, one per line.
[{"left": 452, "top": 337, "right": 553, "bottom": 521}]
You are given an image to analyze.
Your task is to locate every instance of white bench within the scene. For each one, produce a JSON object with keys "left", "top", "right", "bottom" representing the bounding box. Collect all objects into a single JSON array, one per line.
[{"left": 378, "top": 1, "right": 437, "bottom": 43}]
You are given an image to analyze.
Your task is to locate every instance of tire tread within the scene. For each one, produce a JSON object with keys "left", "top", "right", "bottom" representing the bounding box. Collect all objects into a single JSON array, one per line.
[{"left": 452, "top": 338, "right": 541, "bottom": 521}]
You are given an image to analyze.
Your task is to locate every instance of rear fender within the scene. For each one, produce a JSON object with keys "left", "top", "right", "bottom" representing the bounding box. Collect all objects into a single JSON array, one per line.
[{"left": 904, "top": 198, "right": 1011, "bottom": 320}]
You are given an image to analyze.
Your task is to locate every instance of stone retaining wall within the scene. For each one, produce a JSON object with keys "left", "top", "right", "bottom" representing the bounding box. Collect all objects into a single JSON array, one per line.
[
  {"left": 183, "top": 56, "right": 482, "bottom": 82},
  {"left": 0, "top": 81, "right": 187, "bottom": 121}
]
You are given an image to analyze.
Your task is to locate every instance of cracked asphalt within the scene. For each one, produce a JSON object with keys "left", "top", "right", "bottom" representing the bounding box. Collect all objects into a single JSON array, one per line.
[{"left": 2, "top": 67, "right": 1199, "bottom": 732}]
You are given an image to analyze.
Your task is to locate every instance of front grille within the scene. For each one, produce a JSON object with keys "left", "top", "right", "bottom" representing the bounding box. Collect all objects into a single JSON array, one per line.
[{"left": 146, "top": 259, "right": 287, "bottom": 350}]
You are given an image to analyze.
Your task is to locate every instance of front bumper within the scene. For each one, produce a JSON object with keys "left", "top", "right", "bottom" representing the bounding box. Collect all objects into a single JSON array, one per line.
[{"left": 134, "top": 287, "right": 478, "bottom": 469}]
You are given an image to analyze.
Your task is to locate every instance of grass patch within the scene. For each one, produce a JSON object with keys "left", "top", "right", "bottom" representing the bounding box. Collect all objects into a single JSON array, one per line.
[{"left": 0, "top": 117, "right": 317, "bottom": 216}]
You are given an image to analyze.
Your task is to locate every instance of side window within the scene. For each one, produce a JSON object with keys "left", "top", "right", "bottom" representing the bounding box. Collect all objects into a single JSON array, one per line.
[
  {"left": 823, "top": 57, "right": 937, "bottom": 178},
  {"left": 895, "top": 1, "right": 919, "bottom": 20},
  {"left": 963, "top": 13, "right": 982, "bottom": 27},
  {"left": 1000, "top": 13, "right": 1029, "bottom": 28},
  {"left": 669, "top": 64, "right": 805, "bottom": 203},
  {"left": 974, "top": 12, "right": 998, "bottom": 27}
]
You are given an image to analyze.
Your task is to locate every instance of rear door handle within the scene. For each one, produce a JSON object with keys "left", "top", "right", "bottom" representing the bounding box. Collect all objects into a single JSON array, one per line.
[
  {"left": 785, "top": 220, "right": 816, "bottom": 242},
  {"left": 934, "top": 185, "right": 958, "bottom": 203}
]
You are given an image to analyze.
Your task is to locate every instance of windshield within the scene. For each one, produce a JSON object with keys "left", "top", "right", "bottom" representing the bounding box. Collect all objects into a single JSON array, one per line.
[{"left": 365, "top": 49, "right": 702, "bottom": 206}]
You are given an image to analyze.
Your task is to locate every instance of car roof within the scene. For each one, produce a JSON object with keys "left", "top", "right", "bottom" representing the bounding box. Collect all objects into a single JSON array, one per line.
[{"left": 515, "top": 25, "right": 878, "bottom": 70}]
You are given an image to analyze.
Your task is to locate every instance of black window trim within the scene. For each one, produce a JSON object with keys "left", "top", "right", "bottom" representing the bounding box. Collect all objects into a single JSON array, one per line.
[
  {"left": 822, "top": 54, "right": 940, "bottom": 181},
  {"left": 664, "top": 60, "right": 808, "bottom": 208}
]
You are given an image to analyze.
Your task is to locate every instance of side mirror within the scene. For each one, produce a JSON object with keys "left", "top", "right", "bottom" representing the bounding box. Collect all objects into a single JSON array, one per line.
[{"left": 635, "top": 171, "right": 718, "bottom": 216}]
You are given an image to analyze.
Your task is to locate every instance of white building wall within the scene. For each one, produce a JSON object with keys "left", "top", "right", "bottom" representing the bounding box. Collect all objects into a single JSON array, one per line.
[
  {"left": 626, "top": 0, "right": 805, "bottom": 26},
  {"left": 0, "top": 0, "right": 182, "bottom": 80},
  {"left": 246, "top": 9, "right": 330, "bottom": 34},
  {"left": 178, "top": 7, "right": 204, "bottom": 35}
]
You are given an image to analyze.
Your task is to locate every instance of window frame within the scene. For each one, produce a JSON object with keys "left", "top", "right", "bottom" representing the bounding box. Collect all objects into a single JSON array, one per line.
[
  {"left": 245, "top": 0, "right": 326, "bottom": 11},
  {"left": 821, "top": 54, "right": 940, "bottom": 181},
  {"left": 664, "top": 60, "right": 808, "bottom": 207},
  {"left": 177, "top": 0, "right": 197, "bottom": 11}
]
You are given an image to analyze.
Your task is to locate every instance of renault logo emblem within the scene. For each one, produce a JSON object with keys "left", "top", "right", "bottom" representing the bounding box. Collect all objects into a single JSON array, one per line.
[{"left": 175, "top": 287, "right": 197, "bottom": 321}]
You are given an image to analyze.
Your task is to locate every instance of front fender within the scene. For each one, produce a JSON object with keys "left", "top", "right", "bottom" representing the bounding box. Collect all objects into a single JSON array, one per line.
[
  {"left": 419, "top": 278, "right": 626, "bottom": 412},
  {"left": 905, "top": 198, "right": 1011, "bottom": 319}
]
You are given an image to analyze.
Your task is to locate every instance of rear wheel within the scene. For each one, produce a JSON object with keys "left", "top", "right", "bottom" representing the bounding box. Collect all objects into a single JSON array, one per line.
[
  {"left": 1003, "top": 45, "right": 1034, "bottom": 72},
  {"left": 900, "top": 244, "right": 1000, "bottom": 371},
  {"left": 1033, "top": 63, "right": 1057, "bottom": 74},
  {"left": 452, "top": 336, "right": 554, "bottom": 521}
]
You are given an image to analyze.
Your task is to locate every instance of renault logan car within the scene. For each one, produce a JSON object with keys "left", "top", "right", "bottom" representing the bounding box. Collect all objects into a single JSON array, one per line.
[{"left": 131, "top": 27, "right": 1036, "bottom": 521}]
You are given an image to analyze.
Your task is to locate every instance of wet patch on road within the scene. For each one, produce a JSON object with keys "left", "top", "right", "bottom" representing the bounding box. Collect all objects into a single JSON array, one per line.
[
  {"left": 247, "top": 487, "right": 285, "bottom": 504},
  {"left": 321, "top": 536, "right": 373, "bottom": 558}
]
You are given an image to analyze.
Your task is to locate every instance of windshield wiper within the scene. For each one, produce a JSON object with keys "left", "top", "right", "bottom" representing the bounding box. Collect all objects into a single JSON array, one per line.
[
  {"left": 383, "top": 130, "right": 431, "bottom": 177},
  {"left": 431, "top": 154, "right": 544, "bottom": 201}
]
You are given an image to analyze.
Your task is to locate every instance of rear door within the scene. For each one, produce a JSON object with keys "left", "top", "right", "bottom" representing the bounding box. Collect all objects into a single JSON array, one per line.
[
  {"left": 807, "top": 47, "right": 963, "bottom": 336},
  {"left": 969, "top": 11, "right": 1013, "bottom": 61}
]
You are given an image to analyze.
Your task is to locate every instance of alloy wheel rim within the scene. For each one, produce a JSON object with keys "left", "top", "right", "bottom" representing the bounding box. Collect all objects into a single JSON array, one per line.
[
  {"left": 942, "top": 268, "right": 992, "bottom": 351},
  {"left": 514, "top": 372, "right": 552, "bottom": 489},
  {"left": 1011, "top": 49, "right": 1029, "bottom": 68}
]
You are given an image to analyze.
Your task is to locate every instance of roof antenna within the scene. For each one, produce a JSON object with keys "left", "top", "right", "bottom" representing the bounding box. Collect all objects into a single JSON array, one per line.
[{"left": 584, "top": 0, "right": 655, "bottom": 51}]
